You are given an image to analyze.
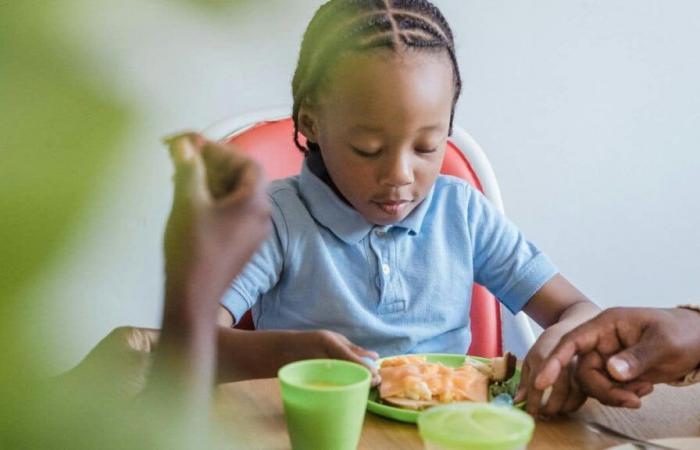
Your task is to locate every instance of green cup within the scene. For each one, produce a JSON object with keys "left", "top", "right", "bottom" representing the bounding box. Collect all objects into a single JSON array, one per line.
[
  {"left": 418, "top": 403, "right": 535, "bottom": 450},
  {"left": 278, "top": 359, "right": 371, "bottom": 450}
]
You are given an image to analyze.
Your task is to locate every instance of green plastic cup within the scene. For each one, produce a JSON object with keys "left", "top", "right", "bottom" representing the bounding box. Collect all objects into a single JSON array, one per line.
[
  {"left": 418, "top": 403, "right": 535, "bottom": 450},
  {"left": 278, "top": 359, "right": 371, "bottom": 450}
]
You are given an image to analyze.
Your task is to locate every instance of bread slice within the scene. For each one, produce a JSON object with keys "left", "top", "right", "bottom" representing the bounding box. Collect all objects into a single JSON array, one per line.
[
  {"left": 467, "top": 351, "right": 517, "bottom": 382},
  {"left": 383, "top": 396, "right": 439, "bottom": 410}
]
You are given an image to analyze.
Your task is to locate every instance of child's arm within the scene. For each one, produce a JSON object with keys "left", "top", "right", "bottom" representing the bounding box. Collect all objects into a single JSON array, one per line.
[
  {"left": 515, "top": 274, "right": 600, "bottom": 416},
  {"left": 215, "top": 327, "right": 380, "bottom": 384},
  {"left": 464, "top": 187, "right": 599, "bottom": 416},
  {"left": 521, "top": 274, "right": 597, "bottom": 329}
]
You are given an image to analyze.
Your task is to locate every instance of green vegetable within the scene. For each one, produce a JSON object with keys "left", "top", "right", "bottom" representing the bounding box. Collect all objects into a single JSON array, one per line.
[{"left": 489, "top": 372, "right": 521, "bottom": 399}]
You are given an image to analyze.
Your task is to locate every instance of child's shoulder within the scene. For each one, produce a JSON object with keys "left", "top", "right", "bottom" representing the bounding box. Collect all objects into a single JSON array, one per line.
[
  {"left": 432, "top": 174, "right": 479, "bottom": 199},
  {"left": 427, "top": 175, "right": 489, "bottom": 220},
  {"left": 267, "top": 175, "right": 300, "bottom": 196},
  {"left": 265, "top": 175, "right": 304, "bottom": 209}
]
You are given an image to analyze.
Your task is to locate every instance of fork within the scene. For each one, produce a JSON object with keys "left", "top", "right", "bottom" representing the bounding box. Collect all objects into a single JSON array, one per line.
[{"left": 585, "top": 421, "right": 680, "bottom": 450}]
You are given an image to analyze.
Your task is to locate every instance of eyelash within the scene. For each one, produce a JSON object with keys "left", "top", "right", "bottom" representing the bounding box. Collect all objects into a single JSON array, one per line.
[
  {"left": 351, "top": 147, "right": 438, "bottom": 157},
  {"left": 351, "top": 146, "right": 380, "bottom": 157}
]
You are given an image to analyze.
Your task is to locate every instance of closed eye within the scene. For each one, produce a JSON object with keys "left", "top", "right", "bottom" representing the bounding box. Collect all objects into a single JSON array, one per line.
[
  {"left": 351, "top": 146, "right": 381, "bottom": 157},
  {"left": 416, "top": 148, "right": 438, "bottom": 154}
]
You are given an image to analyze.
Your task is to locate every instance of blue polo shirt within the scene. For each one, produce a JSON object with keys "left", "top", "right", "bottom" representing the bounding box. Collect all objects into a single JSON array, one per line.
[{"left": 221, "top": 159, "right": 557, "bottom": 356}]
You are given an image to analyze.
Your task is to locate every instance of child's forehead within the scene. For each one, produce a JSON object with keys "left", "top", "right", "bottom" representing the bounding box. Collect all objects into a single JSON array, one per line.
[
  {"left": 320, "top": 51, "right": 453, "bottom": 100},
  {"left": 329, "top": 48, "right": 451, "bottom": 77},
  {"left": 318, "top": 50, "right": 454, "bottom": 121}
]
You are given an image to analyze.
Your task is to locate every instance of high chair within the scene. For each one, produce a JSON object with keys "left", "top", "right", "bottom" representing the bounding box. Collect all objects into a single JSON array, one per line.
[{"left": 204, "top": 108, "right": 536, "bottom": 358}]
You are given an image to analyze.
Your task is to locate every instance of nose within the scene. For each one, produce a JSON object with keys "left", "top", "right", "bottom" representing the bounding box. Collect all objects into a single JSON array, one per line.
[{"left": 378, "top": 151, "right": 415, "bottom": 188}]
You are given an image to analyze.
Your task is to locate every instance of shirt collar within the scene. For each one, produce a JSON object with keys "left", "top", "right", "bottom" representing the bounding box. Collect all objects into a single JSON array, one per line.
[
  {"left": 298, "top": 159, "right": 435, "bottom": 244},
  {"left": 299, "top": 161, "right": 373, "bottom": 245},
  {"left": 394, "top": 183, "right": 434, "bottom": 236}
]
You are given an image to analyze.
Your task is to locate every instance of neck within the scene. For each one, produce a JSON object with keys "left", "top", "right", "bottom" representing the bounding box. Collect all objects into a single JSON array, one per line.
[{"left": 306, "top": 147, "right": 351, "bottom": 205}]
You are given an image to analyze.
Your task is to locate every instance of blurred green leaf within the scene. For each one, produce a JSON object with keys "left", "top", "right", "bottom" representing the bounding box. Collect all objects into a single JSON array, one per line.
[{"left": 1, "top": 1, "right": 131, "bottom": 445}]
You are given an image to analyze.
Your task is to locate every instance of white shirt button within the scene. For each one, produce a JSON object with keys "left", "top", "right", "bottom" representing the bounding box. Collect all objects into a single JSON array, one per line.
[
  {"left": 382, "top": 263, "right": 391, "bottom": 275},
  {"left": 375, "top": 230, "right": 386, "bottom": 237}
]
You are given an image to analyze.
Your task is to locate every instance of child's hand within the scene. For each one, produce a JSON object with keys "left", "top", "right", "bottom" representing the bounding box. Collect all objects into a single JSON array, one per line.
[
  {"left": 515, "top": 326, "right": 586, "bottom": 417},
  {"left": 163, "top": 132, "right": 271, "bottom": 308},
  {"left": 290, "top": 330, "right": 381, "bottom": 385}
]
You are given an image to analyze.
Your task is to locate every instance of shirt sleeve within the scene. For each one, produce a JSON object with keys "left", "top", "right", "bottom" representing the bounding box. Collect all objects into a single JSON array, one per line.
[
  {"left": 466, "top": 185, "right": 558, "bottom": 314},
  {"left": 219, "top": 200, "right": 287, "bottom": 324}
]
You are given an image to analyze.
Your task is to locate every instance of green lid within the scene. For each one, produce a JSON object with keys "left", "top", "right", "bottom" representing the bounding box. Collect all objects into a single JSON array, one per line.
[{"left": 418, "top": 403, "right": 535, "bottom": 450}]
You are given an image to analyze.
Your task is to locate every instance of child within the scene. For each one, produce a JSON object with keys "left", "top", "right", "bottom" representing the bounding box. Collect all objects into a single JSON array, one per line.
[{"left": 217, "top": 0, "right": 599, "bottom": 416}]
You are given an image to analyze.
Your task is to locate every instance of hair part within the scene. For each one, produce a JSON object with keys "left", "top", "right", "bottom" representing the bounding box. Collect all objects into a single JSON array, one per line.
[{"left": 292, "top": 0, "right": 462, "bottom": 154}]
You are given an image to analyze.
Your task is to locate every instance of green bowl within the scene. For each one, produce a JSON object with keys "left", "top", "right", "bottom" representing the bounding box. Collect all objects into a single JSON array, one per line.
[
  {"left": 418, "top": 403, "right": 535, "bottom": 450},
  {"left": 366, "top": 353, "right": 525, "bottom": 423}
]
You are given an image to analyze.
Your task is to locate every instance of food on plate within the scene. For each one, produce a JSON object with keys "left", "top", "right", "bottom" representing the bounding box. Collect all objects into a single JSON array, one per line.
[{"left": 378, "top": 353, "right": 517, "bottom": 410}]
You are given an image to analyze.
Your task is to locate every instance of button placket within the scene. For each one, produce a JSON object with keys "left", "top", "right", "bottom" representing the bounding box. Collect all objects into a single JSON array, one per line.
[
  {"left": 371, "top": 226, "right": 407, "bottom": 315},
  {"left": 375, "top": 227, "right": 391, "bottom": 282},
  {"left": 368, "top": 228, "right": 386, "bottom": 296}
]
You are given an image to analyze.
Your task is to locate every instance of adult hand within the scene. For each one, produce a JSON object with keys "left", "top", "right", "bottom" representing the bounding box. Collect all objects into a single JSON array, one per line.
[
  {"left": 534, "top": 307, "right": 700, "bottom": 407},
  {"left": 164, "top": 132, "right": 270, "bottom": 309}
]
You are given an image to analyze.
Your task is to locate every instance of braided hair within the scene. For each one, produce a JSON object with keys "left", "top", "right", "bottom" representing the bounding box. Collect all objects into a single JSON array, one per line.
[{"left": 292, "top": 0, "right": 462, "bottom": 154}]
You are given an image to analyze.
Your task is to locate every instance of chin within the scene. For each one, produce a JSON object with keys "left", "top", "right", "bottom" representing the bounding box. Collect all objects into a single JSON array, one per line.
[
  {"left": 363, "top": 208, "right": 413, "bottom": 226},
  {"left": 369, "top": 217, "right": 400, "bottom": 226}
]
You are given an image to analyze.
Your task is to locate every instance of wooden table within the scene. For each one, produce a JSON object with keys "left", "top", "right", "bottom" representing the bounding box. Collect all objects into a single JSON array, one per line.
[{"left": 215, "top": 379, "right": 700, "bottom": 449}]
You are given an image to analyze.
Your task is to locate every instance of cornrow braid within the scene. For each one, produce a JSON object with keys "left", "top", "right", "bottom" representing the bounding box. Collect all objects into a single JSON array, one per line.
[{"left": 292, "top": 0, "right": 462, "bottom": 154}]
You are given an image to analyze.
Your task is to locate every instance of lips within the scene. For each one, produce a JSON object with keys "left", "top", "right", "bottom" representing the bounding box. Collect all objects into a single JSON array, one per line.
[{"left": 372, "top": 199, "right": 411, "bottom": 215}]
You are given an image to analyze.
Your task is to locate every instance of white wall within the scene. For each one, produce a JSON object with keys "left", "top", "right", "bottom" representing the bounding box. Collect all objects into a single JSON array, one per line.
[{"left": 34, "top": 0, "right": 699, "bottom": 371}]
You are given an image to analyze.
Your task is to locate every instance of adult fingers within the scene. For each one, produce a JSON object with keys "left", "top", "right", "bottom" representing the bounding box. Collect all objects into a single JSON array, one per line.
[
  {"left": 606, "top": 338, "right": 665, "bottom": 382},
  {"left": 201, "top": 141, "right": 254, "bottom": 200},
  {"left": 621, "top": 380, "right": 654, "bottom": 398},
  {"left": 216, "top": 159, "right": 268, "bottom": 212},
  {"left": 578, "top": 353, "right": 641, "bottom": 408},
  {"left": 165, "top": 133, "right": 208, "bottom": 201}
]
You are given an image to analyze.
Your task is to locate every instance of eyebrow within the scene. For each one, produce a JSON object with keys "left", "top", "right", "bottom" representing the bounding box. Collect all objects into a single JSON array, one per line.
[{"left": 417, "top": 124, "right": 445, "bottom": 132}]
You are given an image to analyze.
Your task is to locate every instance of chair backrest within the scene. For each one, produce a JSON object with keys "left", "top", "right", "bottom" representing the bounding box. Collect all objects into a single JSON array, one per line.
[{"left": 204, "top": 109, "right": 520, "bottom": 358}]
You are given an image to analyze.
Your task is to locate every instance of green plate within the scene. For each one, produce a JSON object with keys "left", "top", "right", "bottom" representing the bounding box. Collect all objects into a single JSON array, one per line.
[{"left": 366, "top": 353, "right": 525, "bottom": 423}]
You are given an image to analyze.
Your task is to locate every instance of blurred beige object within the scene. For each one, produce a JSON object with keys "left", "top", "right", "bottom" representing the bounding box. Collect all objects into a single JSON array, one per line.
[{"left": 58, "top": 327, "right": 160, "bottom": 398}]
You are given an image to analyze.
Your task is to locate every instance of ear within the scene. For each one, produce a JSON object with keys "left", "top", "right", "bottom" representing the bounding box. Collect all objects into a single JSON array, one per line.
[{"left": 297, "top": 103, "right": 320, "bottom": 144}]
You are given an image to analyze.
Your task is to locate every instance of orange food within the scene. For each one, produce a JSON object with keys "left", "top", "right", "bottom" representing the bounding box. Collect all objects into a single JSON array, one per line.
[{"left": 379, "top": 356, "right": 489, "bottom": 405}]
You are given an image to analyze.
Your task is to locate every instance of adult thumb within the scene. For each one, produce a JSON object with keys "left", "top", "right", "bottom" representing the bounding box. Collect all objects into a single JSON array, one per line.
[
  {"left": 607, "top": 341, "right": 661, "bottom": 382},
  {"left": 166, "top": 133, "right": 207, "bottom": 199}
]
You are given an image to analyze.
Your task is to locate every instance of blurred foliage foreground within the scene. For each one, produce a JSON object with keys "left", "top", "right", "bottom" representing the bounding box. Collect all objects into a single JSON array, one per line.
[{"left": 1, "top": 1, "right": 252, "bottom": 448}]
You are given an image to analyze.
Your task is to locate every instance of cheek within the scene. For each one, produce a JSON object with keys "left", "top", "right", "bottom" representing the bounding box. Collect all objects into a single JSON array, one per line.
[
  {"left": 416, "top": 154, "right": 445, "bottom": 185},
  {"left": 320, "top": 148, "right": 375, "bottom": 191},
  {"left": 332, "top": 161, "right": 375, "bottom": 193}
]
